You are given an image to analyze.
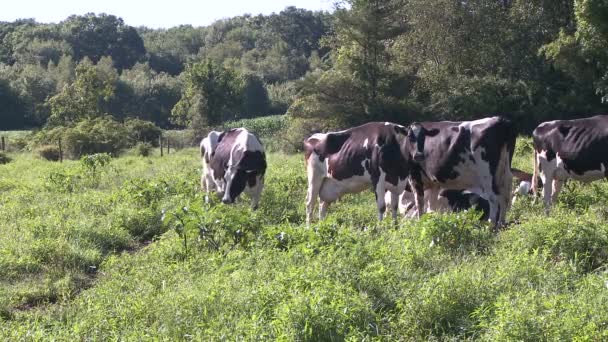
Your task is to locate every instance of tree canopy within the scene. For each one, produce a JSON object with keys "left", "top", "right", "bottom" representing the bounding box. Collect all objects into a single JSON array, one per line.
[{"left": 1, "top": 2, "right": 607, "bottom": 133}]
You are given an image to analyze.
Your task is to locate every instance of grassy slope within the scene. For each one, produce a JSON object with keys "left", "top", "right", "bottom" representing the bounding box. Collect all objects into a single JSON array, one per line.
[{"left": 0, "top": 139, "right": 608, "bottom": 340}]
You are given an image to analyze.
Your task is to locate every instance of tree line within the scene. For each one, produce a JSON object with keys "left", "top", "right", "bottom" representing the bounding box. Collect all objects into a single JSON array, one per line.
[{"left": 1, "top": 1, "right": 608, "bottom": 136}]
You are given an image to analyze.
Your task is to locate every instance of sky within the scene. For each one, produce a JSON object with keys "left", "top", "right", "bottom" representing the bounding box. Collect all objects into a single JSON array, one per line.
[{"left": 0, "top": 0, "right": 335, "bottom": 28}]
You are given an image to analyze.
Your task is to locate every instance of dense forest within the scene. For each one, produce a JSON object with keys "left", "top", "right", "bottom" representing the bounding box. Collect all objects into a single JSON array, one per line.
[{"left": 2, "top": 0, "right": 608, "bottom": 139}]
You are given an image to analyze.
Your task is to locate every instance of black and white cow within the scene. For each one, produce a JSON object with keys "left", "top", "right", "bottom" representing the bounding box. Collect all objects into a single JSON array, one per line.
[
  {"left": 531, "top": 115, "right": 608, "bottom": 213},
  {"left": 201, "top": 128, "right": 266, "bottom": 209},
  {"left": 304, "top": 122, "right": 412, "bottom": 225},
  {"left": 396, "top": 116, "right": 516, "bottom": 227}
]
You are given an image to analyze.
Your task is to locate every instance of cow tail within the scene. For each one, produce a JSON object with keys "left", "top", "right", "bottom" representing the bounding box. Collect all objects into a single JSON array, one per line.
[{"left": 531, "top": 149, "right": 539, "bottom": 198}]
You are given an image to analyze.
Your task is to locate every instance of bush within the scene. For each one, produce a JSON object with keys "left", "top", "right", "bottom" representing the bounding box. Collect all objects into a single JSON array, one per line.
[
  {"left": 135, "top": 142, "right": 153, "bottom": 157},
  {"left": 124, "top": 119, "right": 162, "bottom": 147},
  {"left": 31, "top": 117, "right": 130, "bottom": 159},
  {"left": 0, "top": 152, "right": 11, "bottom": 164},
  {"left": 279, "top": 116, "right": 337, "bottom": 154},
  {"left": 37, "top": 145, "right": 61, "bottom": 161}
]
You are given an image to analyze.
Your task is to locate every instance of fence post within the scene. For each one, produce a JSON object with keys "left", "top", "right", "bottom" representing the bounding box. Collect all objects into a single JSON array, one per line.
[
  {"left": 1, "top": 136, "right": 5, "bottom": 151},
  {"left": 58, "top": 138, "right": 63, "bottom": 162},
  {"left": 159, "top": 136, "right": 163, "bottom": 157},
  {"left": 166, "top": 138, "right": 170, "bottom": 154}
]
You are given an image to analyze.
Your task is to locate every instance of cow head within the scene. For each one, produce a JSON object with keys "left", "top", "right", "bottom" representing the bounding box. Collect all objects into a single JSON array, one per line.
[
  {"left": 221, "top": 150, "right": 266, "bottom": 204},
  {"left": 395, "top": 123, "right": 437, "bottom": 163}
]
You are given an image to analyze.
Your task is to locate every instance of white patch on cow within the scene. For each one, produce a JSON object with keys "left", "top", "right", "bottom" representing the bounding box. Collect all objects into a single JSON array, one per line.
[
  {"left": 411, "top": 124, "right": 422, "bottom": 137},
  {"left": 537, "top": 149, "right": 558, "bottom": 212},
  {"left": 363, "top": 138, "right": 369, "bottom": 149},
  {"left": 308, "top": 133, "right": 328, "bottom": 142},
  {"left": 459, "top": 117, "right": 496, "bottom": 131},
  {"left": 384, "top": 122, "right": 391, "bottom": 126},
  {"left": 200, "top": 131, "right": 222, "bottom": 202}
]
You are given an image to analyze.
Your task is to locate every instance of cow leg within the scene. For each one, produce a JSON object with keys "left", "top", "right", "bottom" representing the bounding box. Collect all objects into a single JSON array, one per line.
[
  {"left": 373, "top": 174, "right": 387, "bottom": 221},
  {"left": 319, "top": 200, "right": 331, "bottom": 220},
  {"left": 538, "top": 155, "right": 555, "bottom": 214},
  {"left": 249, "top": 175, "right": 264, "bottom": 210},
  {"left": 203, "top": 173, "right": 215, "bottom": 204},
  {"left": 425, "top": 187, "right": 440, "bottom": 213},
  {"left": 409, "top": 179, "right": 425, "bottom": 219},
  {"left": 551, "top": 179, "right": 563, "bottom": 204},
  {"left": 306, "top": 160, "right": 325, "bottom": 226},
  {"left": 389, "top": 190, "right": 399, "bottom": 220}
]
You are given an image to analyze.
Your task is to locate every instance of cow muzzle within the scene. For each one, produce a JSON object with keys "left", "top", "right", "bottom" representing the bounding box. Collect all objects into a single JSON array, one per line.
[
  {"left": 413, "top": 152, "right": 425, "bottom": 162},
  {"left": 222, "top": 197, "right": 234, "bottom": 204}
]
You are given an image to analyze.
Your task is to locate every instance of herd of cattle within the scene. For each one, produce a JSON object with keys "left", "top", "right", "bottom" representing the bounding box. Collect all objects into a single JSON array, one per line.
[{"left": 200, "top": 114, "right": 608, "bottom": 229}]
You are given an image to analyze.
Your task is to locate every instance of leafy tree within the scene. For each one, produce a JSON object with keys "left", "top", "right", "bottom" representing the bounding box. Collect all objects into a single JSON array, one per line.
[
  {"left": 47, "top": 58, "right": 116, "bottom": 126},
  {"left": 139, "top": 25, "right": 206, "bottom": 75},
  {"left": 171, "top": 59, "right": 243, "bottom": 127},
  {"left": 542, "top": 0, "right": 608, "bottom": 102},
  {"left": 119, "top": 62, "right": 182, "bottom": 127},
  {"left": 60, "top": 13, "right": 145, "bottom": 70},
  {"left": 241, "top": 73, "right": 270, "bottom": 117},
  {"left": 0, "top": 78, "right": 27, "bottom": 129}
]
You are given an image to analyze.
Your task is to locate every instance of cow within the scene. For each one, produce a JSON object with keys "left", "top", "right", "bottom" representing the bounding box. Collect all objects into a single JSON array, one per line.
[
  {"left": 304, "top": 122, "right": 412, "bottom": 225},
  {"left": 385, "top": 186, "right": 490, "bottom": 220},
  {"left": 531, "top": 115, "right": 608, "bottom": 213},
  {"left": 396, "top": 116, "right": 516, "bottom": 228},
  {"left": 200, "top": 130, "right": 222, "bottom": 203},
  {"left": 201, "top": 128, "right": 266, "bottom": 209}
]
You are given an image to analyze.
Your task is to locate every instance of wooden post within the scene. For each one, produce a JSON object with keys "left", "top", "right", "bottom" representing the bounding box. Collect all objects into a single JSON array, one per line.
[
  {"left": 159, "top": 136, "right": 163, "bottom": 157},
  {"left": 166, "top": 138, "right": 170, "bottom": 154},
  {"left": 1, "top": 136, "right": 5, "bottom": 151},
  {"left": 58, "top": 138, "right": 63, "bottom": 162}
]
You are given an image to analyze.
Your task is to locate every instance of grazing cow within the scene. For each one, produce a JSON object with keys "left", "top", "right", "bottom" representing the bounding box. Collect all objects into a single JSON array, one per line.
[
  {"left": 304, "top": 122, "right": 412, "bottom": 225},
  {"left": 397, "top": 116, "right": 516, "bottom": 227},
  {"left": 385, "top": 186, "right": 490, "bottom": 220},
  {"left": 531, "top": 115, "right": 608, "bottom": 213},
  {"left": 200, "top": 130, "right": 222, "bottom": 203},
  {"left": 202, "top": 128, "right": 266, "bottom": 209}
]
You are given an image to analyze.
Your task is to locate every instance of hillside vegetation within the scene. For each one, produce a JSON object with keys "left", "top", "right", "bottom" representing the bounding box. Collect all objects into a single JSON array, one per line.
[
  {"left": 1, "top": 139, "right": 608, "bottom": 340},
  {"left": 3, "top": 1, "right": 608, "bottom": 138}
]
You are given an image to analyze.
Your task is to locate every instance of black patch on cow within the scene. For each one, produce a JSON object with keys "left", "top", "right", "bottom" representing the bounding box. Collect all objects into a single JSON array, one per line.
[
  {"left": 533, "top": 115, "right": 608, "bottom": 177},
  {"left": 440, "top": 189, "right": 490, "bottom": 221},
  {"left": 209, "top": 129, "right": 241, "bottom": 182}
]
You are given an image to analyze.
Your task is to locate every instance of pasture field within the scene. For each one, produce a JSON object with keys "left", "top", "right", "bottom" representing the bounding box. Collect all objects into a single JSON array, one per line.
[{"left": 1, "top": 140, "right": 608, "bottom": 340}]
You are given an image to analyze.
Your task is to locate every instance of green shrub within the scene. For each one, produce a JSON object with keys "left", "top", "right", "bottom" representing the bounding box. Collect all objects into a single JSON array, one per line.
[
  {"left": 0, "top": 152, "right": 11, "bottom": 164},
  {"left": 124, "top": 119, "right": 162, "bottom": 147},
  {"left": 31, "top": 117, "right": 129, "bottom": 159},
  {"left": 37, "top": 145, "right": 61, "bottom": 161},
  {"left": 135, "top": 142, "right": 153, "bottom": 157},
  {"left": 63, "top": 117, "right": 129, "bottom": 158}
]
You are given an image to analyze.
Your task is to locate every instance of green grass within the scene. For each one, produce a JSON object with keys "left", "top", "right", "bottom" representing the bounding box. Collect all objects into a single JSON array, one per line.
[{"left": 1, "top": 140, "right": 608, "bottom": 340}]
